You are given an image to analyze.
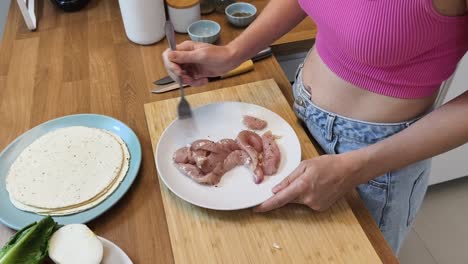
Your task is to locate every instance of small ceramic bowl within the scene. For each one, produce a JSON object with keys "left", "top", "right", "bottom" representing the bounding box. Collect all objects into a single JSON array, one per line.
[
  {"left": 225, "top": 2, "right": 257, "bottom": 27},
  {"left": 50, "top": 0, "right": 91, "bottom": 12},
  {"left": 187, "top": 20, "right": 221, "bottom": 44}
]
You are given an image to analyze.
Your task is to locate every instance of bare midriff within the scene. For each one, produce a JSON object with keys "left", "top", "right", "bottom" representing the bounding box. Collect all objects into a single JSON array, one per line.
[{"left": 301, "top": 46, "right": 438, "bottom": 123}]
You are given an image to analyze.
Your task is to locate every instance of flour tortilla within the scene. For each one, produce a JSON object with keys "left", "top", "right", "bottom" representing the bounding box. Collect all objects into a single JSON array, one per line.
[
  {"left": 6, "top": 126, "right": 124, "bottom": 209},
  {"left": 9, "top": 129, "right": 131, "bottom": 216}
]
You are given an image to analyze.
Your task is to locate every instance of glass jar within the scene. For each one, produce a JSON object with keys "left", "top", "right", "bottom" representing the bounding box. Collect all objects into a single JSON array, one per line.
[
  {"left": 167, "top": 0, "right": 201, "bottom": 33},
  {"left": 214, "top": 0, "right": 235, "bottom": 13}
]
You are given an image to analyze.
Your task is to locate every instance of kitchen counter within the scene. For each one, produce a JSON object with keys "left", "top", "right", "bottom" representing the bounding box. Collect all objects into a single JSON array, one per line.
[{"left": 0, "top": 1, "right": 397, "bottom": 263}]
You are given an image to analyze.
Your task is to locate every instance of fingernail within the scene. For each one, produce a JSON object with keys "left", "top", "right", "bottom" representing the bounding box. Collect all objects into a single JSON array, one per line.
[
  {"left": 168, "top": 52, "right": 176, "bottom": 60},
  {"left": 272, "top": 185, "right": 280, "bottom": 193}
]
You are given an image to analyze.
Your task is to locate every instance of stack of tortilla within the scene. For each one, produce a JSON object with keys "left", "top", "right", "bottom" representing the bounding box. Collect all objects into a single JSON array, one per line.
[{"left": 5, "top": 126, "right": 130, "bottom": 216}]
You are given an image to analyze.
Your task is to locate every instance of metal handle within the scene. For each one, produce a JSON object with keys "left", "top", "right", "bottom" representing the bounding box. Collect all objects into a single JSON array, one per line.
[
  {"left": 164, "top": 20, "right": 184, "bottom": 97},
  {"left": 165, "top": 21, "right": 177, "bottom": 51}
]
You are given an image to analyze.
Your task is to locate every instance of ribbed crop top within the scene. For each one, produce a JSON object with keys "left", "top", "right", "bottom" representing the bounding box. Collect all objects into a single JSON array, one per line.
[{"left": 298, "top": 0, "right": 468, "bottom": 98}]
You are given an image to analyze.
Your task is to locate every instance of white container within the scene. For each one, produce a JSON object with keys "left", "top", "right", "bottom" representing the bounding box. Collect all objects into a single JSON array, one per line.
[
  {"left": 167, "top": 0, "right": 201, "bottom": 33},
  {"left": 118, "top": 0, "right": 166, "bottom": 45}
]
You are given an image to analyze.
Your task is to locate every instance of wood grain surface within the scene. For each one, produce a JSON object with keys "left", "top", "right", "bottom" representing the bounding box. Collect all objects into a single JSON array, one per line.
[
  {"left": 144, "top": 79, "right": 382, "bottom": 264},
  {"left": 0, "top": 2, "right": 175, "bottom": 263},
  {"left": 0, "top": 0, "right": 399, "bottom": 263}
]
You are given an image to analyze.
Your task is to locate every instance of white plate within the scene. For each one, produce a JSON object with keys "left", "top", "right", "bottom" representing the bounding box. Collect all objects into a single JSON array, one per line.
[
  {"left": 99, "top": 237, "right": 133, "bottom": 264},
  {"left": 156, "top": 102, "right": 301, "bottom": 210}
]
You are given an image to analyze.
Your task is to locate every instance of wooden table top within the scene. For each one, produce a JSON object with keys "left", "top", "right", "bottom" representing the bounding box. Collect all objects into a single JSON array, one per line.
[{"left": 0, "top": 0, "right": 397, "bottom": 263}]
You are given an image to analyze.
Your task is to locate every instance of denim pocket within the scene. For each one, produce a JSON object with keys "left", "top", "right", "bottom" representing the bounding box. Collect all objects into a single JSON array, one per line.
[
  {"left": 357, "top": 175, "right": 389, "bottom": 227},
  {"left": 407, "top": 163, "right": 430, "bottom": 227},
  {"left": 306, "top": 123, "right": 339, "bottom": 155},
  {"left": 292, "top": 83, "right": 309, "bottom": 121},
  {"left": 368, "top": 173, "right": 389, "bottom": 190}
]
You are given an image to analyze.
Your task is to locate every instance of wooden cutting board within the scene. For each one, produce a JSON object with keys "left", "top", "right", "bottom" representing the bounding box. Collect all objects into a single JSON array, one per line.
[{"left": 144, "top": 79, "right": 382, "bottom": 264}]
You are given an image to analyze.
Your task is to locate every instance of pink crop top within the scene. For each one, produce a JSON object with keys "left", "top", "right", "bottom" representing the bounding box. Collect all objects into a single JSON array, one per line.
[{"left": 298, "top": 0, "right": 468, "bottom": 99}]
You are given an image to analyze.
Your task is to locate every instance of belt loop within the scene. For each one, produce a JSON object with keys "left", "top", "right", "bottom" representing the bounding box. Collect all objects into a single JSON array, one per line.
[
  {"left": 295, "top": 62, "right": 304, "bottom": 81},
  {"left": 325, "top": 114, "right": 336, "bottom": 141}
]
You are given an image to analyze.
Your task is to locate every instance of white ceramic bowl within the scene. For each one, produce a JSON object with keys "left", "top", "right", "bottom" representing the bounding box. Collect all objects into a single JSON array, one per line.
[
  {"left": 225, "top": 2, "right": 257, "bottom": 27},
  {"left": 187, "top": 20, "right": 221, "bottom": 44}
]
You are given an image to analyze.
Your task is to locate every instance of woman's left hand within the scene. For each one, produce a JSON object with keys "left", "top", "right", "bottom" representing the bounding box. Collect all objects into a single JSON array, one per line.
[{"left": 255, "top": 153, "right": 366, "bottom": 212}]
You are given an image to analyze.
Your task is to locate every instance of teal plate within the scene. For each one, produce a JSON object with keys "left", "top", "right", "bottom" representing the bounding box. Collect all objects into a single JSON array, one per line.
[{"left": 0, "top": 114, "right": 142, "bottom": 230}]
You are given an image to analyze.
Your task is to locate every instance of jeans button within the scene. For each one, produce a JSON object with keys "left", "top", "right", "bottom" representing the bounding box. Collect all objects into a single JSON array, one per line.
[{"left": 295, "top": 97, "right": 304, "bottom": 106}]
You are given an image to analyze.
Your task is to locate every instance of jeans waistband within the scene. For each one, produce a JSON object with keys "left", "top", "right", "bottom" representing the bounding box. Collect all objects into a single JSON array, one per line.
[{"left": 293, "top": 64, "right": 421, "bottom": 144}]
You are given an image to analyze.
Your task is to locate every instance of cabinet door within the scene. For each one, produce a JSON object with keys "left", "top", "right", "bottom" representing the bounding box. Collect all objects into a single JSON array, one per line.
[{"left": 430, "top": 53, "right": 468, "bottom": 185}]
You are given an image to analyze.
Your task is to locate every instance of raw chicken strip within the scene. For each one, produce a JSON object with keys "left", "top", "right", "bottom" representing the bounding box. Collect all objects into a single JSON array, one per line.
[
  {"left": 173, "top": 128, "right": 281, "bottom": 185},
  {"left": 192, "top": 150, "right": 209, "bottom": 169},
  {"left": 175, "top": 163, "right": 223, "bottom": 185},
  {"left": 192, "top": 139, "right": 240, "bottom": 154},
  {"left": 201, "top": 163, "right": 225, "bottom": 185},
  {"left": 237, "top": 130, "right": 264, "bottom": 183},
  {"left": 175, "top": 163, "right": 203, "bottom": 179},
  {"left": 173, "top": 147, "right": 192, "bottom": 164},
  {"left": 173, "top": 147, "right": 207, "bottom": 165},
  {"left": 218, "top": 139, "right": 241, "bottom": 152},
  {"left": 174, "top": 139, "right": 239, "bottom": 184},
  {"left": 223, "top": 150, "right": 250, "bottom": 171},
  {"left": 262, "top": 131, "right": 281, "bottom": 175},
  {"left": 191, "top": 140, "right": 219, "bottom": 153},
  {"left": 203, "top": 151, "right": 251, "bottom": 185},
  {"left": 199, "top": 152, "right": 229, "bottom": 174},
  {"left": 237, "top": 130, "right": 263, "bottom": 153},
  {"left": 243, "top": 115, "right": 267, "bottom": 130}
]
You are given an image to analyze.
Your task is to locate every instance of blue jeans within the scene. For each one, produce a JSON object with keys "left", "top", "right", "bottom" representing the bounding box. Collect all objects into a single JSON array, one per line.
[{"left": 292, "top": 63, "right": 430, "bottom": 254}]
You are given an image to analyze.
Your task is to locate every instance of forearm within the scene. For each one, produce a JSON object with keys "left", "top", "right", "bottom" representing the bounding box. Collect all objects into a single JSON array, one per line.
[
  {"left": 227, "top": 0, "right": 307, "bottom": 63},
  {"left": 351, "top": 91, "right": 468, "bottom": 184}
]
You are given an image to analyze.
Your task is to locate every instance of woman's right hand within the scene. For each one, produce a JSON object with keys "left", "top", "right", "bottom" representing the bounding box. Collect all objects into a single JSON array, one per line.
[{"left": 162, "top": 41, "right": 241, "bottom": 87}]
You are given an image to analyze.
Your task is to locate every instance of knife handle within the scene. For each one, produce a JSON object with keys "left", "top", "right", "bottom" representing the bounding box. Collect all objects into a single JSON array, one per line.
[
  {"left": 219, "top": 60, "right": 254, "bottom": 79},
  {"left": 152, "top": 60, "right": 255, "bottom": 94},
  {"left": 252, "top": 47, "right": 272, "bottom": 62}
]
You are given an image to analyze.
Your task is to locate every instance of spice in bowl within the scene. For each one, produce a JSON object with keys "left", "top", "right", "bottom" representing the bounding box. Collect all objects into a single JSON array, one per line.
[
  {"left": 232, "top": 12, "right": 252, "bottom": 17},
  {"left": 225, "top": 2, "right": 257, "bottom": 27}
]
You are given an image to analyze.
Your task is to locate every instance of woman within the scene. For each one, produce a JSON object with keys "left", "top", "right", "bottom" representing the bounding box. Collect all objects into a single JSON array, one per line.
[{"left": 163, "top": 0, "right": 468, "bottom": 253}]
